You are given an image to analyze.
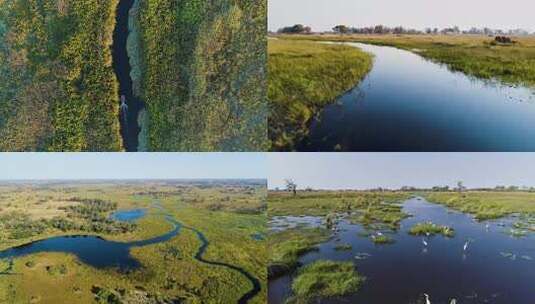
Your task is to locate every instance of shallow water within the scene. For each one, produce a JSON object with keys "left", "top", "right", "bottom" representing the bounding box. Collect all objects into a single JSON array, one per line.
[
  {"left": 301, "top": 43, "right": 535, "bottom": 151},
  {"left": 268, "top": 198, "right": 535, "bottom": 304}
]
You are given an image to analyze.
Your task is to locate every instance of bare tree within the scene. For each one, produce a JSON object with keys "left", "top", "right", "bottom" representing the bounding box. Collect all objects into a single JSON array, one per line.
[{"left": 284, "top": 179, "right": 297, "bottom": 196}]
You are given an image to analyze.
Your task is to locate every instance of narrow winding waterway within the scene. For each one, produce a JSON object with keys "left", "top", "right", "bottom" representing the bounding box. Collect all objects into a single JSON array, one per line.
[
  {"left": 112, "top": 0, "right": 144, "bottom": 152},
  {"left": 301, "top": 43, "right": 535, "bottom": 152}
]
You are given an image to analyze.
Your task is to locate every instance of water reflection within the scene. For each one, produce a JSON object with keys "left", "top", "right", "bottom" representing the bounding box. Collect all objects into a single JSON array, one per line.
[{"left": 302, "top": 43, "right": 535, "bottom": 151}]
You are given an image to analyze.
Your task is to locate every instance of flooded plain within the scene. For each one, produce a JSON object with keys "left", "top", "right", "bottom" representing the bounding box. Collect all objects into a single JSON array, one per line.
[{"left": 269, "top": 197, "right": 535, "bottom": 304}]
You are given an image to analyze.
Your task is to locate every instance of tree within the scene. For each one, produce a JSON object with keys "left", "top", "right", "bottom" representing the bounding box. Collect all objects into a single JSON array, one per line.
[
  {"left": 457, "top": 181, "right": 465, "bottom": 193},
  {"left": 284, "top": 179, "right": 297, "bottom": 196},
  {"left": 278, "top": 24, "right": 312, "bottom": 34},
  {"left": 333, "top": 25, "right": 350, "bottom": 34}
]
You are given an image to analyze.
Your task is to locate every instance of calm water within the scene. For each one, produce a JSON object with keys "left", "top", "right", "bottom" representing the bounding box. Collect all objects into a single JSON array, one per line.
[
  {"left": 0, "top": 212, "right": 179, "bottom": 271},
  {"left": 301, "top": 43, "right": 535, "bottom": 151},
  {"left": 112, "top": 0, "right": 144, "bottom": 151},
  {"left": 269, "top": 198, "right": 535, "bottom": 304},
  {"left": 110, "top": 208, "right": 146, "bottom": 221}
]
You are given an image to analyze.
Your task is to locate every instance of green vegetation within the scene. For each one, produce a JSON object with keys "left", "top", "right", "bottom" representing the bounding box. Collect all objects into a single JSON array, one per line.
[
  {"left": 289, "top": 260, "right": 363, "bottom": 303},
  {"left": 268, "top": 39, "right": 373, "bottom": 151},
  {"left": 424, "top": 191, "right": 535, "bottom": 220},
  {"left": 0, "top": 180, "right": 267, "bottom": 304},
  {"left": 135, "top": 0, "right": 267, "bottom": 151},
  {"left": 0, "top": 0, "right": 122, "bottom": 151},
  {"left": 409, "top": 222, "right": 455, "bottom": 237},
  {"left": 334, "top": 243, "right": 352, "bottom": 251},
  {"left": 371, "top": 234, "right": 395, "bottom": 244},
  {"left": 268, "top": 228, "right": 330, "bottom": 279},
  {"left": 278, "top": 34, "right": 535, "bottom": 88}
]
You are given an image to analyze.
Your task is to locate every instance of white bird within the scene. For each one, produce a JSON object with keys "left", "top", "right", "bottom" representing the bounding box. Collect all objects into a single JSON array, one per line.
[
  {"left": 377, "top": 232, "right": 383, "bottom": 236},
  {"left": 424, "top": 293, "right": 431, "bottom": 304},
  {"left": 450, "top": 299, "right": 457, "bottom": 304},
  {"left": 422, "top": 238, "right": 428, "bottom": 246},
  {"left": 463, "top": 240, "right": 470, "bottom": 252}
]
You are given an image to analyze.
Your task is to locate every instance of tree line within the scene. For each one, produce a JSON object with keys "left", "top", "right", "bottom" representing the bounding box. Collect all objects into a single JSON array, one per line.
[{"left": 276, "top": 24, "right": 534, "bottom": 36}]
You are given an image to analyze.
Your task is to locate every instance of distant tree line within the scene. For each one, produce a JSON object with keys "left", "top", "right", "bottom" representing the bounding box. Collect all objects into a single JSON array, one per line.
[{"left": 276, "top": 24, "right": 534, "bottom": 36}]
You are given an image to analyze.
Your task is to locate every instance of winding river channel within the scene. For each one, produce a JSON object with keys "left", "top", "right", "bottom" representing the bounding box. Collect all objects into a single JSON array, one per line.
[
  {"left": 300, "top": 43, "right": 535, "bottom": 152},
  {"left": 112, "top": 0, "right": 144, "bottom": 152},
  {"left": 0, "top": 203, "right": 261, "bottom": 303},
  {"left": 269, "top": 197, "right": 535, "bottom": 304}
]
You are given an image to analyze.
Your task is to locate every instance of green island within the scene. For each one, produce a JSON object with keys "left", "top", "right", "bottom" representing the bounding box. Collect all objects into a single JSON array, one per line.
[
  {"left": 268, "top": 39, "right": 373, "bottom": 151},
  {"left": 0, "top": 180, "right": 267, "bottom": 304}
]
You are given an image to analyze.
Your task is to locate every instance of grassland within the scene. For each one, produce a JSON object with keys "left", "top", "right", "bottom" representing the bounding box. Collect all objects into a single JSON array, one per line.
[
  {"left": 277, "top": 34, "right": 535, "bottom": 88},
  {"left": 0, "top": 0, "right": 122, "bottom": 151},
  {"left": 268, "top": 39, "right": 373, "bottom": 151},
  {"left": 134, "top": 0, "right": 267, "bottom": 151},
  {"left": 424, "top": 191, "right": 535, "bottom": 220},
  {"left": 0, "top": 180, "right": 267, "bottom": 304}
]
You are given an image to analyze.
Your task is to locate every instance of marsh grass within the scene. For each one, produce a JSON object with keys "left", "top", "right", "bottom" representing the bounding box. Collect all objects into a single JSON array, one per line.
[
  {"left": 409, "top": 222, "right": 455, "bottom": 237},
  {"left": 268, "top": 228, "right": 330, "bottom": 278},
  {"left": 268, "top": 39, "right": 373, "bottom": 151},
  {"left": 289, "top": 260, "right": 364, "bottom": 303},
  {"left": 424, "top": 192, "right": 535, "bottom": 221},
  {"left": 277, "top": 34, "right": 535, "bottom": 88},
  {"left": 334, "top": 243, "right": 352, "bottom": 251},
  {"left": 371, "top": 234, "right": 395, "bottom": 244}
]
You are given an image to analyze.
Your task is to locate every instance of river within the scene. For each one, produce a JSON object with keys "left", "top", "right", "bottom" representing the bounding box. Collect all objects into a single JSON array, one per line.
[
  {"left": 112, "top": 0, "right": 144, "bottom": 152},
  {"left": 300, "top": 43, "right": 535, "bottom": 151}
]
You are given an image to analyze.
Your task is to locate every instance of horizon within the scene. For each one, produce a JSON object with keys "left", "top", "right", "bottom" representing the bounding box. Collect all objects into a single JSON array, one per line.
[
  {"left": 269, "top": 0, "right": 535, "bottom": 32},
  {"left": 268, "top": 153, "right": 535, "bottom": 190},
  {"left": 0, "top": 153, "right": 266, "bottom": 180}
]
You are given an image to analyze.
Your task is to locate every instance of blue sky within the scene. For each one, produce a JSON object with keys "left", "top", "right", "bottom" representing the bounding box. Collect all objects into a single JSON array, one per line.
[
  {"left": 0, "top": 153, "right": 266, "bottom": 180},
  {"left": 269, "top": 0, "right": 535, "bottom": 32},
  {"left": 268, "top": 153, "right": 535, "bottom": 190}
]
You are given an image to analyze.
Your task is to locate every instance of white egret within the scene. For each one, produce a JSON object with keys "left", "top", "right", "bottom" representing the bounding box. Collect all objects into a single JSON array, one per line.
[
  {"left": 424, "top": 293, "right": 431, "bottom": 304},
  {"left": 463, "top": 240, "right": 470, "bottom": 252},
  {"left": 422, "top": 238, "right": 428, "bottom": 246}
]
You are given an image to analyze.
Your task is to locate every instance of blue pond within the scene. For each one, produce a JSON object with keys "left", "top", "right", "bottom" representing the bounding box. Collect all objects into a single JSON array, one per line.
[
  {"left": 110, "top": 208, "right": 147, "bottom": 222},
  {"left": 0, "top": 213, "right": 179, "bottom": 271}
]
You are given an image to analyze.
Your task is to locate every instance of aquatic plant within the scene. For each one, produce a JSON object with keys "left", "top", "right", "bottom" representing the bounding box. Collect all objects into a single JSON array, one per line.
[
  {"left": 268, "top": 227, "right": 330, "bottom": 278},
  {"left": 371, "top": 234, "right": 395, "bottom": 244},
  {"left": 290, "top": 260, "right": 364, "bottom": 302},
  {"left": 334, "top": 243, "right": 352, "bottom": 251},
  {"left": 409, "top": 222, "right": 455, "bottom": 237}
]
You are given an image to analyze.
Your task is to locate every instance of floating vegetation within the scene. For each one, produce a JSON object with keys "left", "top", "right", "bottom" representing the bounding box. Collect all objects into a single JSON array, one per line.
[
  {"left": 334, "top": 243, "right": 352, "bottom": 251},
  {"left": 507, "top": 229, "right": 528, "bottom": 238},
  {"left": 409, "top": 222, "right": 455, "bottom": 237},
  {"left": 371, "top": 234, "right": 395, "bottom": 244}
]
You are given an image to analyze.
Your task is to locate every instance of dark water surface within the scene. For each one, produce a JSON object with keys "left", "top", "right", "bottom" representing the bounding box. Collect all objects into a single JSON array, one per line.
[
  {"left": 112, "top": 0, "right": 144, "bottom": 151},
  {"left": 269, "top": 198, "right": 535, "bottom": 304},
  {"left": 301, "top": 43, "right": 535, "bottom": 151},
  {"left": 0, "top": 213, "right": 179, "bottom": 271}
]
